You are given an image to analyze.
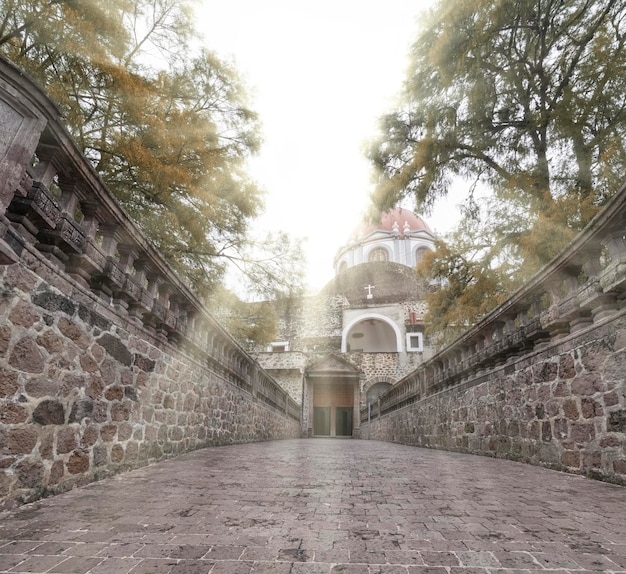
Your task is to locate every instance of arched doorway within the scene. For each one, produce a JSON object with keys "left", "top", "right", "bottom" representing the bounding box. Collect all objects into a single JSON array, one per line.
[{"left": 341, "top": 314, "right": 402, "bottom": 353}]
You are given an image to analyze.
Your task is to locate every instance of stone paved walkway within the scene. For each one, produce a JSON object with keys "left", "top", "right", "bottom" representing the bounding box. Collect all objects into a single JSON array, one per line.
[{"left": 1, "top": 439, "right": 625, "bottom": 574}]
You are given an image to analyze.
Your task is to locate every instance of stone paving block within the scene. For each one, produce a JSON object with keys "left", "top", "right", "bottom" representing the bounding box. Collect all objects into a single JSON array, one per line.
[
  {"left": 97, "top": 542, "right": 145, "bottom": 557},
  {"left": 0, "top": 554, "right": 27, "bottom": 571},
  {"left": 86, "top": 557, "right": 143, "bottom": 574},
  {"left": 4, "top": 553, "right": 67, "bottom": 571},
  {"left": 292, "top": 564, "right": 330, "bottom": 573},
  {"left": 249, "top": 562, "right": 295, "bottom": 573},
  {"left": 455, "top": 550, "right": 501, "bottom": 568},
  {"left": 168, "top": 559, "right": 215, "bottom": 573},
  {"left": 128, "top": 558, "right": 178, "bottom": 573},
  {"left": 47, "top": 555, "right": 104, "bottom": 573},
  {"left": 490, "top": 550, "right": 541, "bottom": 568},
  {"left": 0, "top": 440, "right": 625, "bottom": 574},
  {"left": 0, "top": 541, "right": 43, "bottom": 554},
  {"left": 209, "top": 560, "right": 254, "bottom": 573},
  {"left": 419, "top": 551, "right": 460, "bottom": 567}
]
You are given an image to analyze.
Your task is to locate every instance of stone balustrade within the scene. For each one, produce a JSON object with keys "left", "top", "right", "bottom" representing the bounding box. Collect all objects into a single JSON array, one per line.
[
  {"left": 361, "top": 182, "right": 626, "bottom": 484},
  {"left": 0, "top": 56, "right": 301, "bottom": 507},
  {"left": 366, "top": 184, "right": 626, "bottom": 419},
  {"left": 0, "top": 56, "right": 297, "bottom": 421}
]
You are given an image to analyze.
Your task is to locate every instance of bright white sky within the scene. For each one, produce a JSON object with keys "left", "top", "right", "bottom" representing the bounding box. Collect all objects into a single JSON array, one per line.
[{"left": 195, "top": 0, "right": 462, "bottom": 292}]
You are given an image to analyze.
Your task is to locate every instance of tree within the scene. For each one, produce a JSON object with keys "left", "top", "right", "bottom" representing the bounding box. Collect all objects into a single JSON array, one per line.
[
  {"left": 370, "top": 0, "right": 626, "bottom": 338},
  {"left": 0, "top": 0, "right": 296, "bottom": 298},
  {"left": 371, "top": 0, "right": 626, "bottom": 259},
  {"left": 417, "top": 203, "right": 515, "bottom": 346},
  {"left": 207, "top": 286, "right": 278, "bottom": 351}
]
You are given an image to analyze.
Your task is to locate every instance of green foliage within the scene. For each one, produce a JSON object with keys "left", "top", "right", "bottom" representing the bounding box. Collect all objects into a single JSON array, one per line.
[
  {"left": 370, "top": 0, "right": 626, "bottom": 340},
  {"left": 0, "top": 0, "right": 302, "bottom": 298},
  {"left": 418, "top": 211, "right": 514, "bottom": 346},
  {"left": 207, "top": 286, "right": 278, "bottom": 350}
]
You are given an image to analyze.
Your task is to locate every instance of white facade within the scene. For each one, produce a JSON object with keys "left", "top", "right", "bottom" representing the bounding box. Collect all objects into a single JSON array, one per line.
[{"left": 334, "top": 208, "right": 437, "bottom": 274}]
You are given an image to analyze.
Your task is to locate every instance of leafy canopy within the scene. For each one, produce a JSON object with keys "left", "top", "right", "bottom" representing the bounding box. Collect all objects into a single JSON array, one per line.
[
  {"left": 0, "top": 0, "right": 304, "bottom": 301},
  {"left": 370, "top": 0, "right": 626, "bottom": 338}
]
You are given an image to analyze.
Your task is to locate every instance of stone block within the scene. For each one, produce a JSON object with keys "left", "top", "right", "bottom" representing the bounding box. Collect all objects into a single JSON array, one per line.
[
  {"left": 68, "top": 397, "right": 94, "bottom": 423},
  {"left": 570, "top": 423, "right": 595, "bottom": 444},
  {"left": 100, "top": 424, "right": 117, "bottom": 442},
  {"left": 0, "top": 403, "right": 28, "bottom": 424},
  {"left": 5, "top": 264, "right": 38, "bottom": 292},
  {"left": 558, "top": 354, "right": 576, "bottom": 379},
  {"left": 607, "top": 409, "right": 626, "bottom": 432},
  {"left": 15, "top": 459, "right": 44, "bottom": 488},
  {"left": 8, "top": 299, "right": 40, "bottom": 328},
  {"left": 97, "top": 333, "right": 132, "bottom": 366},
  {"left": 35, "top": 330, "right": 65, "bottom": 354},
  {"left": 93, "top": 445, "right": 108, "bottom": 467},
  {"left": 79, "top": 354, "right": 98, "bottom": 373},
  {"left": 613, "top": 458, "right": 626, "bottom": 475},
  {"left": 49, "top": 460, "right": 64, "bottom": 484},
  {"left": 110, "top": 444, "right": 124, "bottom": 463},
  {"left": 9, "top": 336, "right": 44, "bottom": 373},
  {"left": 111, "top": 401, "right": 131, "bottom": 422},
  {"left": 6, "top": 427, "right": 38, "bottom": 454},
  {"left": 24, "top": 377, "right": 59, "bottom": 398},
  {"left": 81, "top": 425, "right": 98, "bottom": 447},
  {"left": 561, "top": 450, "right": 580, "bottom": 468},
  {"left": 117, "top": 422, "right": 133, "bottom": 441},
  {"left": 56, "top": 427, "right": 78, "bottom": 454},
  {"left": 104, "top": 386, "right": 124, "bottom": 401},
  {"left": 58, "top": 317, "right": 90, "bottom": 349},
  {"left": 39, "top": 428, "right": 54, "bottom": 459},
  {"left": 31, "top": 290, "right": 75, "bottom": 316},
  {"left": 91, "top": 400, "right": 108, "bottom": 423},
  {"left": 67, "top": 450, "right": 90, "bottom": 474},
  {"left": 571, "top": 375, "right": 603, "bottom": 396},
  {"left": 86, "top": 377, "right": 104, "bottom": 399},
  {"left": 32, "top": 399, "right": 65, "bottom": 425},
  {"left": 0, "top": 367, "right": 18, "bottom": 397},
  {"left": 562, "top": 398, "right": 580, "bottom": 420},
  {"left": 0, "top": 325, "right": 11, "bottom": 356},
  {"left": 533, "top": 361, "right": 558, "bottom": 382},
  {"left": 124, "top": 441, "right": 139, "bottom": 462}
]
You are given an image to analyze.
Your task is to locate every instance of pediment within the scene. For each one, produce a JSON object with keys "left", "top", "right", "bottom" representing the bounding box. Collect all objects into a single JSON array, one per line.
[{"left": 306, "top": 353, "right": 360, "bottom": 377}]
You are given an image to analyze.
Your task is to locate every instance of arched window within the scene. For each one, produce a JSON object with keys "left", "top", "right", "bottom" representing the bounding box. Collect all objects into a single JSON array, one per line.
[
  {"left": 415, "top": 246, "right": 429, "bottom": 265},
  {"left": 368, "top": 247, "right": 389, "bottom": 263}
]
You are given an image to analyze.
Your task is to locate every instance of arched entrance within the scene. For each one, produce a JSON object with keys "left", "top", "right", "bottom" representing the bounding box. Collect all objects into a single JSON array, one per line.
[{"left": 341, "top": 313, "right": 402, "bottom": 353}]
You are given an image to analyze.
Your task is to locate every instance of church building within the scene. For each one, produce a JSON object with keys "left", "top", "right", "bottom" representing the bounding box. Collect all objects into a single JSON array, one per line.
[{"left": 253, "top": 208, "right": 438, "bottom": 437}]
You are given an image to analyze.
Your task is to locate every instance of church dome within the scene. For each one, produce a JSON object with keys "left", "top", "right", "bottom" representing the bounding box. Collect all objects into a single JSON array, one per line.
[
  {"left": 334, "top": 207, "right": 436, "bottom": 275},
  {"left": 350, "top": 208, "right": 432, "bottom": 240}
]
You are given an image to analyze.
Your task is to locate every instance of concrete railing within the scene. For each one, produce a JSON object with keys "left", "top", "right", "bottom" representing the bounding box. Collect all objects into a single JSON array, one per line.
[{"left": 0, "top": 56, "right": 300, "bottom": 508}]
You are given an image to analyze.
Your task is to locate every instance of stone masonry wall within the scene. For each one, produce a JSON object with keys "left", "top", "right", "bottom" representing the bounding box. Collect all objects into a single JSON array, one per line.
[
  {"left": 0, "top": 253, "right": 300, "bottom": 509},
  {"left": 362, "top": 311, "right": 626, "bottom": 485}
]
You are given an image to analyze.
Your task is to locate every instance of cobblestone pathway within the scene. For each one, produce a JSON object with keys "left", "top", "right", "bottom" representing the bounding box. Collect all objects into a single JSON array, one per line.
[{"left": 1, "top": 439, "right": 625, "bottom": 573}]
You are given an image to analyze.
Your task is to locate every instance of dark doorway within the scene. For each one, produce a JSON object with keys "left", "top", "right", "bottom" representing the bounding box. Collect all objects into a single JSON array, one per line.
[
  {"left": 335, "top": 407, "right": 353, "bottom": 436},
  {"left": 313, "top": 407, "right": 331, "bottom": 436}
]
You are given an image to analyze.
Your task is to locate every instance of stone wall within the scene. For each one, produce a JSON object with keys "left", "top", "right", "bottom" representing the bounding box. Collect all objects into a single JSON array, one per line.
[
  {"left": 363, "top": 311, "right": 626, "bottom": 484},
  {"left": 0, "top": 258, "right": 300, "bottom": 509},
  {"left": 361, "top": 182, "right": 626, "bottom": 486},
  {"left": 0, "top": 56, "right": 300, "bottom": 509}
]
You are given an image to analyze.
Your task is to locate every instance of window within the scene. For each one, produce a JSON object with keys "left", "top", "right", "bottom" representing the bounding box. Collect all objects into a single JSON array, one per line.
[
  {"left": 406, "top": 332, "right": 423, "bottom": 352},
  {"left": 368, "top": 247, "right": 388, "bottom": 263},
  {"left": 415, "top": 246, "right": 429, "bottom": 265},
  {"left": 268, "top": 341, "right": 289, "bottom": 352}
]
